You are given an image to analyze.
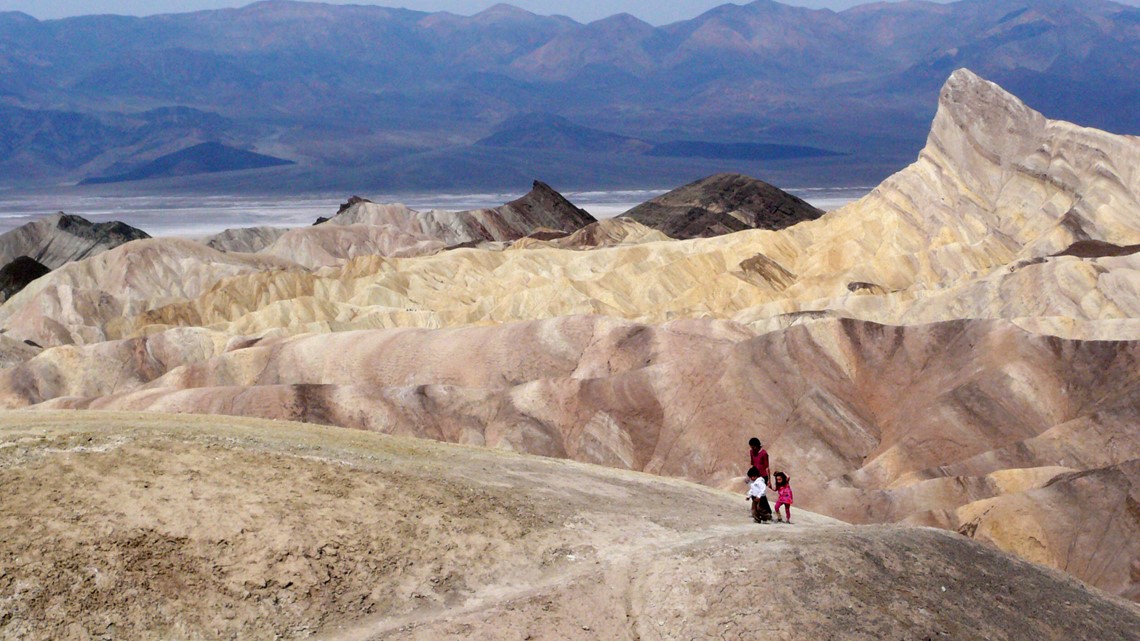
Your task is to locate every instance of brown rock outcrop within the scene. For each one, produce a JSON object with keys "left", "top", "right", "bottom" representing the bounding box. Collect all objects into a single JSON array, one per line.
[
  {"left": 621, "top": 172, "right": 824, "bottom": 238},
  {"left": 0, "top": 212, "right": 150, "bottom": 270}
]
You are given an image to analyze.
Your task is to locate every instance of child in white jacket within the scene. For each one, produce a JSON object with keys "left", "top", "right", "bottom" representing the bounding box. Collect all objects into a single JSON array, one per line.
[{"left": 745, "top": 466, "right": 772, "bottom": 523}]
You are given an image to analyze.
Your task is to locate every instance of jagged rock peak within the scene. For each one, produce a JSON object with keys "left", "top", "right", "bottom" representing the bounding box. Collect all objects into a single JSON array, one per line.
[
  {"left": 928, "top": 68, "right": 1047, "bottom": 170},
  {"left": 335, "top": 195, "right": 374, "bottom": 216},
  {"left": 52, "top": 213, "right": 152, "bottom": 245},
  {"left": 506, "top": 180, "right": 595, "bottom": 229},
  {"left": 896, "top": 67, "right": 1140, "bottom": 254}
]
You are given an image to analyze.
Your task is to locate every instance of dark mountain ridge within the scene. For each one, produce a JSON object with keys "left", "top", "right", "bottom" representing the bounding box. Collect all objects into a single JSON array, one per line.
[
  {"left": 621, "top": 172, "right": 824, "bottom": 239},
  {"left": 1, "top": 0, "right": 1138, "bottom": 191},
  {"left": 79, "top": 142, "right": 294, "bottom": 185}
]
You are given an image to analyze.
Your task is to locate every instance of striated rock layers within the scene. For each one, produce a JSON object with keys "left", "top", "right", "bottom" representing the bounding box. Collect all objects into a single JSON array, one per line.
[
  {"left": 7, "top": 70, "right": 1138, "bottom": 348},
  {"left": 1, "top": 70, "right": 1140, "bottom": 602},
  {"left": 0, "top": 212, "right": 150, "bottom": 270},
  {"left": 323, "top": 179, "right": 595, "bottom": 244},
  {"left": 0, "top": 213, "right": 152, "bottom": 302},
  {"left": 621, "top": 172, "right": 824, "bottom": 238},
  {"left": 198, "top": 180, "right": 598, "bottom": 268},
  {"left": 3, "top": 315, "right": 1137, "bottom": 598},
  {"left": 200, "top": 225, "right": 289, "bottom": 254}
]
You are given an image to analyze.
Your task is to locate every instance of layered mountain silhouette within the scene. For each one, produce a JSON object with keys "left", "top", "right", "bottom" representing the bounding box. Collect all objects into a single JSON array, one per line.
[{"left": 1, "top": 0, "right": 1138, "bottom": 190}]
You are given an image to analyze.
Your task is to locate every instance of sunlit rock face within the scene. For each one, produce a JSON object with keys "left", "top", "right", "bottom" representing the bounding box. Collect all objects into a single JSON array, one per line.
[
  {"left": 1, "top": 70, "right": 1139, "bottom": 600},
  {"left": 200, "top": 226, "right": 289, "bottom": 253}
]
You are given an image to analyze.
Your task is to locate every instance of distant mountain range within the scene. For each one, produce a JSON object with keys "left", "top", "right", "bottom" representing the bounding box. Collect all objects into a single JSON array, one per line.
[
  {"left": 1, "top": 0, "right": 1138, "bottom": 192},
  {"left": 79, "top": 142, "right": 293, "bottom": 185}
]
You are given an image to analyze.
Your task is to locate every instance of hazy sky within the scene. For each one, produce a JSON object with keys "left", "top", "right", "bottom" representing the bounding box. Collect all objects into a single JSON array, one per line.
[
  {"left": 12, "top": 0, "right": 1140, "bottom": 25},
  {"left": 5, "top": 0, "right": 1139, "bottom": 24}
]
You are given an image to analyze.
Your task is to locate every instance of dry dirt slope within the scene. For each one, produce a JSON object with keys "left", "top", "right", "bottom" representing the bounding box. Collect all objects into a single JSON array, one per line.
[{"left": 0, "top": 411, "right": 1136, "bottom": 641}]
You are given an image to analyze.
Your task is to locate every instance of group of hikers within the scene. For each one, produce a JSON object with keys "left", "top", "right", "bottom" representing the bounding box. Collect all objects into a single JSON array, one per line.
[{"left": 744, "top": 437, "right": 793, "bottom": 524}]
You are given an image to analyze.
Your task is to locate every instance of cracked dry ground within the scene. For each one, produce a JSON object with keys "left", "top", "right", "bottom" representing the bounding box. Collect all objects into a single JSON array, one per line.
[{"left": 1, "top": 411, "right": 1137, "bottom": 641}]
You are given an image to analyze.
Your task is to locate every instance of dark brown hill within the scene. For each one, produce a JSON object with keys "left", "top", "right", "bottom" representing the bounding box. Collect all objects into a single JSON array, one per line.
[
  {"left": 621, "top": 172, "right": 824, "bottom": 239},
  {"left": 0, "top": 256, "right": 49, "bottom": 302},
  {"left": 0, "top": 213, "right": 150, "bottom": 270}
]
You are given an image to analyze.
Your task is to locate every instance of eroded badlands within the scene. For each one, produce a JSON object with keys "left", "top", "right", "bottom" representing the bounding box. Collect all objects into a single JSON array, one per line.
[{"left": 2, "top": 69, "right": 1140, "bottom": 638}]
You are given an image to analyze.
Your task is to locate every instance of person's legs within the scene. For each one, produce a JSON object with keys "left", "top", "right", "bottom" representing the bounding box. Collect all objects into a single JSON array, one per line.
[{"left": 784, "top": 504, "right": 792, "bottom": 523}]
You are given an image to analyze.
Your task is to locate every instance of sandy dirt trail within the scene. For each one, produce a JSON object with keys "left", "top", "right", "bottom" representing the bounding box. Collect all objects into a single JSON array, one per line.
[{"left": 1, "top": 411, "right": 1137, "bottom": 641}]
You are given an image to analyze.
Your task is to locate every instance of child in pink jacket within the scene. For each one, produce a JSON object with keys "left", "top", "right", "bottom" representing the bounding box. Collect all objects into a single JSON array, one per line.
[{"left": 773, "top": 471, "right": 793, "bottom": 523}]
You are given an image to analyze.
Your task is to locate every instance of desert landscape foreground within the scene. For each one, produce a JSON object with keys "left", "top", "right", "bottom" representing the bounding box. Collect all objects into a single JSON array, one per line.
[
  {"left": 1, "top": 411, "right": 1138, "bottom": 641},
  {"left": 2, "top": 68, "right": 1140, "bottom": 637}
]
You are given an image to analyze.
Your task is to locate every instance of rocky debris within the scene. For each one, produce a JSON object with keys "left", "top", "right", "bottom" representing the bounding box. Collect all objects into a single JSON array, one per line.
[
  {"left": 621, "top": 173, "right": 824, "bottom": 239},
  {"left": 0, "top": 256, "right": 50, "bottom": 302},
  {"left": 0, "top": 212, "right": 150, "bottom": 270}
]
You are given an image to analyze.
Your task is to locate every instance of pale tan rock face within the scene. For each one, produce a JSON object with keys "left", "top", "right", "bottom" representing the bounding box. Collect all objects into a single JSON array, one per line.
[
  {"left": 259, "top": 223, "right": 447, "bottom": 268},
  {"left": 1, "top": 69, "right": 1140, "bottom": 603},
  {"left": 952, "top": 461, "right": 1140, "bottom": 601},
  {"left": 199, "top": 225, "right": 289, "bottom": 253},
  {"left": 0, "top": 238, "right": 296, "bottom": 345}
]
